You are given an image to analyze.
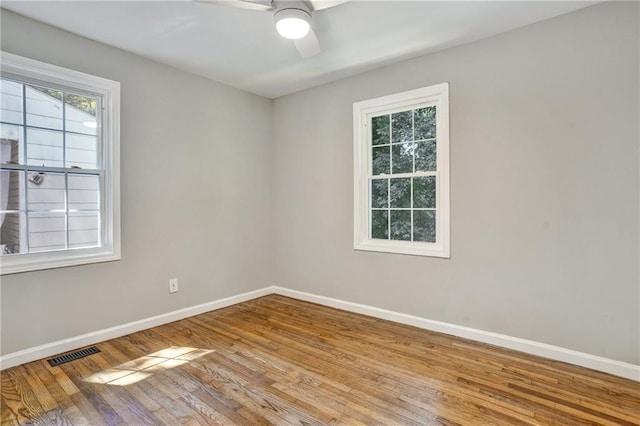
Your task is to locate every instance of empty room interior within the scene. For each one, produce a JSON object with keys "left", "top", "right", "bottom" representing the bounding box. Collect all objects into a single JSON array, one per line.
[{"left": 0, "top": 0, "right": 639, "bottom": 424}]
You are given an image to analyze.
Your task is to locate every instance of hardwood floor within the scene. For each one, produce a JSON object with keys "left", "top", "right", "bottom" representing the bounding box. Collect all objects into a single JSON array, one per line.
[{"left": 1, "top": 295, "right": 639, "bottom": 425}]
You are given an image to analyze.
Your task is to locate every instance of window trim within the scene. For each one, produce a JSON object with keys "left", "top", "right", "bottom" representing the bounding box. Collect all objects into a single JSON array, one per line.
[
  {"left": 353, "top": 83, "right": 450, "bottom": 258},
  {"left": 0, "top": 51, "right": 120, "bottom": 275}
]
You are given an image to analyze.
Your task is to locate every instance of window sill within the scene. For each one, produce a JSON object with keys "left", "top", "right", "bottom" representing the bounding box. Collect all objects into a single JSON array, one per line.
[
  {"left": 354, "top": 239, "right": 450, "bottom": 258},
  {"left": 0, "top": 248, "right": 120, "bottom": 275}
]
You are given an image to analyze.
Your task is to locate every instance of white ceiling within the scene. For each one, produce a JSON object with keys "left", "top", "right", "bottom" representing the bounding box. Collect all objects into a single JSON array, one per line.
[{"left": 2, "top": 0, "right": 597, "bottom": 99}]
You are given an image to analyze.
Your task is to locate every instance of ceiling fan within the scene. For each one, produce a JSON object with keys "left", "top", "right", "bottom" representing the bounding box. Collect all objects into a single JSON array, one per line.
[{"left": 197, "top": 0, "right": 349, "bottom": 58}]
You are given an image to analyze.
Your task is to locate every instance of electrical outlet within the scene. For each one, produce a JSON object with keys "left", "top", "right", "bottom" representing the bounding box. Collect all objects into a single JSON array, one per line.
[{"left": 169, "top": 278, "right": 179, "bottom": 294}]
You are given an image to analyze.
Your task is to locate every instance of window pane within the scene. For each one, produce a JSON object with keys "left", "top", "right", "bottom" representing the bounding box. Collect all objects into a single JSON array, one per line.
[
  {"left": 372, "top": 146, "right": 390, "bottom": 175},
  {"left": 0, "top": 212, "right": 24, "bottom": 255},
  {"left": 66, "top": 133, "right": 97, "bottom": 169},
  {"left": 0, "top": 125, "right": 23, "bottom": 165},
  {"left": 392, "top": 142, "right": 414, "bottom": 174},
  {"left": 0, "top": 123, "right": 22, "bottom": 145},
  {"left": 414, "top": 210, "right": 436, "bottom": 243},
  {"left": 68, "top": 174, "right": 99, "bottom": 210},
  {"left": 1, "top": 172, "right": 26, "bottom": 254},
  {"left": 371, "top": 115, "right": 390, "bottom": 146},
  {"left": 65, "top": 93, "right": 98, "bottom": 136},
  {"left": 26, "top": 128, "right": 63, "bottom": 167},
  {"left": 413, "top": 176, "right": 436, "bottom": 208},
  {"left": 26, "top": 85, "right": 63, "bottom": 130},
  {"left": 391, "top": 110, "right": 412, "bottom": 143},
  {"left": 390, "top": 210, "right": 411, "bottom": 241},
  {"left": 370, "top": 179, "right": 388, "bottom": 209},
  {"left": 28, "top": 212, "right": 66, "bottom": 252},
  {"left": 69, "top": 211, "right": 99, "bottom": 249},
  {"left": 371, "top": 209, "right": 388, "bottom": 240},
  {"left": 1, "top": 170, "right": 24, "bottom": 211},
  {"left": 27, "top": 172, "right": 65, "bottom": 211},
  {"left": 0, "top": 80, "right": 23, "bottom": 125},
  {"left": 389, "top": 178, "right": 410, "bottom": 208},
  {"left": 414, "top": 106, "right": 436, "bottom": 140},
  {"left": 415, "top": 140, "right": 436, "bottom": 172}
]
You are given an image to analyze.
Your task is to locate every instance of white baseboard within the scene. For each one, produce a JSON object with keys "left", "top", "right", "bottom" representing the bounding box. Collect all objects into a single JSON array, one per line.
[
  {"left": 0, "top": 287, "right": 273, "bottom": 370},
  {"left": 2, "top": 285, "right": 638, "bottom": 382},
  {"left": 271, "top": 286, "right": 640, "bottom": 382}
]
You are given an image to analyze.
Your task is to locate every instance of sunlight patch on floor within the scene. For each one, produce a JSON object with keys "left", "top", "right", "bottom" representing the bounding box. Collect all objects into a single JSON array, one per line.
[{"left": 84, "top": 346, "right": 214, "bottom": 386}]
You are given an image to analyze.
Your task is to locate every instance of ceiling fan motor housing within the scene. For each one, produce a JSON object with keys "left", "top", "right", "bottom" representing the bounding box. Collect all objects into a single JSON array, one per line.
[{"left": 274, "top": 2, "right": 312, "bottom": 39}]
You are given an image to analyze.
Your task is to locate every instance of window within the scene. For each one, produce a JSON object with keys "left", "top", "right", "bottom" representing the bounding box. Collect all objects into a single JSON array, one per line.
[
  {"left": 0, "top": 52, "right": 120, "bottom": 274},
  {"left": 353, "top": 83, "right": 449, "bottom": 257}
]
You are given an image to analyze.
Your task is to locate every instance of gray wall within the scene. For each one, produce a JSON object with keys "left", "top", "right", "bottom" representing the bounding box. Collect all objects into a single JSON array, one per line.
[
  {"left": 272, "top": 2, "right": 640, "bottom": 364},
  {"left": 0, "top": 10, "right": 274, "bottom": 355}
]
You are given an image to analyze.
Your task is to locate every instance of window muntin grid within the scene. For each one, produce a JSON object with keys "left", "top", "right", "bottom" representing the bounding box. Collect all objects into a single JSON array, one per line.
[{"left": 1, "top": 76, "right": 102, "bottom": 255}]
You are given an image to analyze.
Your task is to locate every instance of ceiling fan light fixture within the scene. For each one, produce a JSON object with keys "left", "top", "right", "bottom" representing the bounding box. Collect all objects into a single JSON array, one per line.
[{"left": 274, "top": 8, "right": 311, "bottom": 39}]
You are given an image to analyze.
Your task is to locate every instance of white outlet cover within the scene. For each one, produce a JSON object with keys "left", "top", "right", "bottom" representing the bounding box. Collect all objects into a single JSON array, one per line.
[{"left": 169, "top": 278, "right": 179, "bottom": 293}]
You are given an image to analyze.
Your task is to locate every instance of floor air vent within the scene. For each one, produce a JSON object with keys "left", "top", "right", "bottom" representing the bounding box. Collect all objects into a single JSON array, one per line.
[{"left": 48, "top": 346, "right": 101, "bottom": 366}]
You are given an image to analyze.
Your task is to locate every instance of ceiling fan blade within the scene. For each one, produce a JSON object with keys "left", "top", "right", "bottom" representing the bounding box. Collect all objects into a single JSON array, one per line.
[
  {"left": 307, "top": 0, "right": 349, "bottom": 11},
  {"left": 293, "top": 28, "right": 321, "bottom": 58},
  {"left": 196, "top": 0, "right": 274, "bottom": 11}
]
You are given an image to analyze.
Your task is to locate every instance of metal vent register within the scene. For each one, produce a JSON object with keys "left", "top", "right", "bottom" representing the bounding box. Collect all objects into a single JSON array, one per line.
[{"left": 47, "top": 346, "right": 101, "bottom": 366}]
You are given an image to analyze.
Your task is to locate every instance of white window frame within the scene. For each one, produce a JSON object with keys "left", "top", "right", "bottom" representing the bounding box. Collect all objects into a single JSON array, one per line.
[
  {"left": 353, "top": 83, "right": 450, "bottom": 258},
  {"left": 0, "top": 51, "right": 120, "bottom": 274}
]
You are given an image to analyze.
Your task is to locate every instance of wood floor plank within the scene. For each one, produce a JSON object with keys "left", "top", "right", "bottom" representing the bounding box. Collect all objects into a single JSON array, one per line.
[
  {"left": 6, "top": 365, "right": 44, "bottom": 422},
  {"left": 68, "top": 391, "right": 111, "bottom": 426},
  {"left": 1, "top": 370, "right": 31, "bottom": 425},
  {"left": 2, "top": 294, "right": 638, "bottom": 425},
  {"left": 23, "top": 361, "right": 69, "bottom": 412},
  {"left": 43, "top": 362, "right": 80, "bottom": 398},
  {"left": 0, "top": 396, "right": 19, "bottom": 426},
  {"left": 149, "top": 407, "right": 181, "bottom": 425}
]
